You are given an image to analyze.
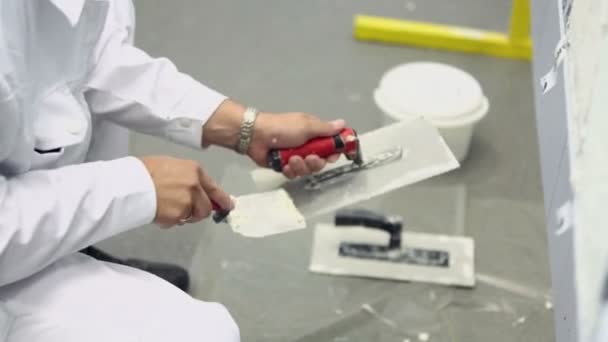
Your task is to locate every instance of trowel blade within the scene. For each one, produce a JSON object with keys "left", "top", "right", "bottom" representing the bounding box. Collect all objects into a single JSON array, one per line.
[
  {"left": 309, "top": 223, "right": 475, "bottom": 287},
  {"left": 252, "top": 118, "right": 460, "bottom": 218},
  {"left": 225, "top": 189, "right": 306, "bottom": 238}
]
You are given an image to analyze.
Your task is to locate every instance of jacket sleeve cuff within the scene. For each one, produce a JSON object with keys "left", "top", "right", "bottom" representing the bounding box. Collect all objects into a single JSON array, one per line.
[
  {"left": 102, "top": 156, "right": 157, "bottom": 231},
  {"left": 164, "top": 76, "right": 228, "bottom": 149}
]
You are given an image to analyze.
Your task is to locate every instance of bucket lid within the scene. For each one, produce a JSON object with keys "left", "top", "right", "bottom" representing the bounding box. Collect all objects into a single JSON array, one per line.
[{"left": 375, "top": 62, "right": 486, "bottom": 124}]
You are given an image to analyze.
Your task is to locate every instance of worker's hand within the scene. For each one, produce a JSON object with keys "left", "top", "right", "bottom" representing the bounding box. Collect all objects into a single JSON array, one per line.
[
  {"left": 201, "top": 100, "right": 344, "bottom": 178},
  {"left": 140, "top": 156, "right": 234, "bottom": 228},
  {"left": 248, "top": 112, "right": 345, "bottom": 179}
]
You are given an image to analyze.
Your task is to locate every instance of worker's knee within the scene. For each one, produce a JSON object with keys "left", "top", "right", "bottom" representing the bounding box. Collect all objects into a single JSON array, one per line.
[
  {"left": 202, "top": 302, "right": 240, "bottom": 342},
  {"left": 7, "top": 302, "right": 241, "bottom": 342}
]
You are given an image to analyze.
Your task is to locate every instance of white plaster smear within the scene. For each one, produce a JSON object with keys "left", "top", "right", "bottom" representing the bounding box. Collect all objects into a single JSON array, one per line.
[{"left": 564, "top": 0, "right": 608, "bottom": 340}]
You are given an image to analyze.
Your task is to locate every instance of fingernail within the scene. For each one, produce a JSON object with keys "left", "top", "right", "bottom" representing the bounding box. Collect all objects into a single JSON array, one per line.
[{"left": 330, "top": 119, "right": 345, "bottom": 129}]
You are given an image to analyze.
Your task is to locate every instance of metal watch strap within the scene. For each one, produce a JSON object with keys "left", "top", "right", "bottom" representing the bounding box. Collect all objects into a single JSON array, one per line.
[{"left": 236, "top": 107, "right": 259, "bottom": 154}]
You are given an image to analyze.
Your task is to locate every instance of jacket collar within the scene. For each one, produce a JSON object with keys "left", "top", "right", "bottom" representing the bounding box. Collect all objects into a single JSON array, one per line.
[{"left": 49, "top": 0, "right": 87, "bottom": 27}]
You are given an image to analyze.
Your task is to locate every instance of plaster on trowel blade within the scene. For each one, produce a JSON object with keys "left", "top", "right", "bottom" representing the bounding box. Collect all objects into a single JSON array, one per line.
[
  {"left": 303, "top": 147, "right": 404, "bottom": 190},
  {"left": 225, "top": 189, "right": 306, "bottom": 238},
  {"left": 285, "top": 118, "right": 459, "bottom": 218},
  {"left": 309, "top": 224, "right": 475, "bottom": 287}
]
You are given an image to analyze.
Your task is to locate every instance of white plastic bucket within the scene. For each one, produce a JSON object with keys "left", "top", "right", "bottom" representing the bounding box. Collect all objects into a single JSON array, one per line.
[{"left": 374, "top": 62, "right": 489, "bottom": 162}]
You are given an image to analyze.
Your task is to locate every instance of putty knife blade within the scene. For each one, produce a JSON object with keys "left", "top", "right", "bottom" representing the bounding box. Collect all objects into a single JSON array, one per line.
[{"left": 226, "top": 189, "right": 306, "bottom": 238}]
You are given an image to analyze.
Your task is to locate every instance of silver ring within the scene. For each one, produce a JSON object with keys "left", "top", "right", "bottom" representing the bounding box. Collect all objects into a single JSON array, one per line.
[{"left": 178, "top": 213, "right": 193, "bottom": 225}]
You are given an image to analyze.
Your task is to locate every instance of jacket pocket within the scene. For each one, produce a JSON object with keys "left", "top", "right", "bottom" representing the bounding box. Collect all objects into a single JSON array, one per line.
[
  {"left": 30, "top": 147, "right": 65, "bottom": 171},
  {"left": 33, "top": 83, "right": 89, "bottom": 152}
]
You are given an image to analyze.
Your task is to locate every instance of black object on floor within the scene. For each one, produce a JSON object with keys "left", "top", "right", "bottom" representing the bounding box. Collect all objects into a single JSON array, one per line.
[
  {"left": 335, "top": 208, "right": 450, "bottom": 267},
  {"left": 80, "top": 246, "right": 190, "bottom": 293}
]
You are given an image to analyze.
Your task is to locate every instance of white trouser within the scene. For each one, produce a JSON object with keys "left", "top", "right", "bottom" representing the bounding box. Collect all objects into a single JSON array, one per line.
[{"left": 0, "top": 253, "right": 239, "bottom": 342}]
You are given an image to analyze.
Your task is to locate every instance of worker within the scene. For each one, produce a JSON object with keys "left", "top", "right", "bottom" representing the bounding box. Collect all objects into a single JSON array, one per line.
[{"left": 0, "top": 1, "right": 345, "bottom": 341}]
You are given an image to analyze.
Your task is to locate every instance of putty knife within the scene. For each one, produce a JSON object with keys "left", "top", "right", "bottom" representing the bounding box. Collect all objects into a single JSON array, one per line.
[{"left": 213, "top": 188, "right": 305, "bottom": 238}]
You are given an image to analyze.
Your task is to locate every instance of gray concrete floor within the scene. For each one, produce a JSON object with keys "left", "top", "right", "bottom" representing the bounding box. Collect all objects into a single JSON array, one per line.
[{"left": 97, "top": 0, "right": 554, "bottom": 341}]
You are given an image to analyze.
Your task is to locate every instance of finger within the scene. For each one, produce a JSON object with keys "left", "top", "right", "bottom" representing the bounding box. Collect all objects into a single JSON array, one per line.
[
  {"left": 159, "top": 221, "right": 173, "bottom": 229},
  {"left": 304, "top": 155, "right": 326, "bottom": 173},
  {"left": 283, "top": 165, "right": 297, "bottom": 179},
  {"left": 189, "top": 184, "right": 209, "bottom": 223},
  {"left": 327, "top": 154, "right": 341, "bottom": 163},
  {"left": 168, "top": 186, "right": 196, "bottom": 226},
  {"left": 198, "top": 168, "right": 234, "bottom": 211},
  {"left": 178, "top": 204, "right": 195, "bottom": 225},
  {"left": 304, "top": 114, "right": 346, "bottom": 139},
  {"left": 289, "top": 155, "right": 311, "bottom": 176},
  {"left": 169, "top": 205, "right": 192, "bottom": 228}
]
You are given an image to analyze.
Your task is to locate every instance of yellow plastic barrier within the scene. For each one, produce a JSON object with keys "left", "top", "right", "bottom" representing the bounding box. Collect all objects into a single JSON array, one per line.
[{"left": 354, "top": 0, "right": 532, "bottom": 60}]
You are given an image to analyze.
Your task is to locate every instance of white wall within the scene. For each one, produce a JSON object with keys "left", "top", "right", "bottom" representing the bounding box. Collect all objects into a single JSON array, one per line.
[
  {"left": 531, "top": 0, "right": 576, "bottom": 341},
  {"left": 567, "top": 1, "right": 608, "bottom": 341},
  {"left": 533, "top": 0, "right": 608, "bottom": 341}
]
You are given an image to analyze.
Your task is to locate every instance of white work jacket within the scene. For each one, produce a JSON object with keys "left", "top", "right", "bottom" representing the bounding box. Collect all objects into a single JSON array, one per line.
[{"left": 0, "top": 0, "right": 238, "bottom": 341}]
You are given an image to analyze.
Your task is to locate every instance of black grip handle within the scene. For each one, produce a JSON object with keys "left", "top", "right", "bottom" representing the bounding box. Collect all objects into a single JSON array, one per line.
[{"left": 335, "top": 208, "right": 402, "bottom": 249}]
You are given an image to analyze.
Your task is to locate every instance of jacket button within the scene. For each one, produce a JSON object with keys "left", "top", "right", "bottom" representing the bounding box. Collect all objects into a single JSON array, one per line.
[
  {"left": 66, "top": 120, "right": 83, "bottom": 135},
  {"left": 179, "top": 118, "right": 192, "bottom": 128}
]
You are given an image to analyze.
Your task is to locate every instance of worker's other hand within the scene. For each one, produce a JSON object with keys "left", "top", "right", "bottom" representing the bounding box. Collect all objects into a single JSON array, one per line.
[
  {"left": 140, "top": 156, "right": 234, "bottom": 228},
  {"left": 248, "top": 112, "right": 345, "bottom": 179}
]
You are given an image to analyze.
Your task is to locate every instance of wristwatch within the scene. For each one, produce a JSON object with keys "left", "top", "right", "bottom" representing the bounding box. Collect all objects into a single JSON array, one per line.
[{"left": 236, "top": 107, "right": 259, "bottom": 154}]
